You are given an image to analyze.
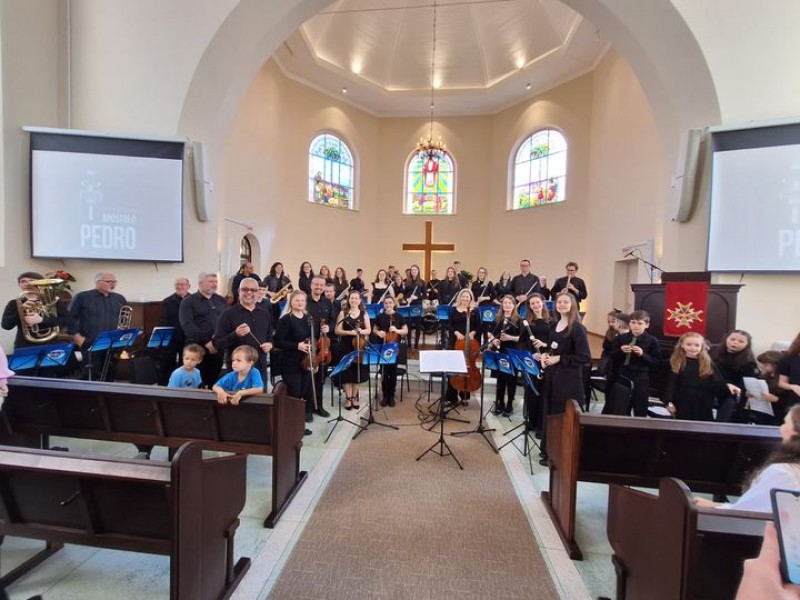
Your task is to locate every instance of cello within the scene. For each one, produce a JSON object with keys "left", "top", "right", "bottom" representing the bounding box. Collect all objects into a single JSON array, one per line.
[{"left": 449, "top": 302, "right": 482, "bottom": 393}]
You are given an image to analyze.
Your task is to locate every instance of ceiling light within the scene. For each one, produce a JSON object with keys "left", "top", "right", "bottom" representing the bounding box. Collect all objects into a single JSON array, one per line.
[
  {"left": 516, "top": 57, "right": 526, "bottom": 70},
  {"left": 342, "top": 87, "right": 348, "bottom": 94},
  {"left": 526, "top": 83, "right": 531, "bottom": 90}
]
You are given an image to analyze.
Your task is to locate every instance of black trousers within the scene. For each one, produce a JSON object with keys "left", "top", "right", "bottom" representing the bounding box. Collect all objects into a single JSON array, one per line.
[
  {"left": 283, "top": 370, "right": 313, "bottom": 412},
  {"left": 382, "top": 364, "right": 398, "bottom": 398},
  {"left": 198, "top": 351, "right": 223, "bottom": 389},
  {"left": 495, "top": 372, "right": 517, "bottom": 411}
]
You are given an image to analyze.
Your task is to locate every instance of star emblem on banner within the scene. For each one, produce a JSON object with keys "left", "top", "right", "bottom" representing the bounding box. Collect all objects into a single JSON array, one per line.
[{"left": 666, "top": 302, "right": 704, "bottom": 329}]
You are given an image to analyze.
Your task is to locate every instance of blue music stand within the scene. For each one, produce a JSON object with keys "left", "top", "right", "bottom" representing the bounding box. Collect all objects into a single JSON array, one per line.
[
  {"left": 398, "top": 305, "right": 422, "bottom": 319},
  {"left": 365, "top": 303, "right": 382, "bottom": 319},
  {"left": 545, "top": 300, "right": 555, "bottom": 312},
  {"left": 362, "top": 345, "right": 381, "bottom": 366},
  {"left": 9, "top": 343, "right": 73, "bottom": 374},
  {"left": 331, "top": 350, "right": 359, "bottom": 377},
  {"left": 507, "top": 348, "right": 541, "bottom": 379},
  {"left": 480, "top": 306, "right": 498, "bottom": 323},
  {"left": 89, "top": 328, "right": 142, "bottom": 381},
  {"left": 518, "top": 305, "right": 527, "bottom": 319},
  {"left": 483, "top": 351, "right": 515, "bottom": 375},
  {"left": 436, "top": 305, "right": 450, "bottom": 321},
  {"left": 147, "top": 326, "right": 174, "bottom": 349},
  {"left": 378, "top": 342, "right": 400, "bottom": 365}
]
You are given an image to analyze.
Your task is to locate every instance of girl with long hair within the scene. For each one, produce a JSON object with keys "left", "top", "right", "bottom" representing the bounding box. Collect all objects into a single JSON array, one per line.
[
  {"left": 334, "top": 290, "right": 372, "bottom": 409},
  {"left": 695, "top": 404, "right": 800, "bottom": 512},
  {"left": 488, "top": 294, "right": 523, "bottom": 416},
  {"left": 665, "top": 332, "right": 740, "bottom": 422},
  {"left": 298, "top": 262, "right": 314, "bottom": 295},
  {"left": 711, "top": 329, "right": 758, "bottom": 422},
  {"left": 539, "top": 291, "right": 591, "bottom": 464},
  {"left": 521, "top": 293, "right": 551, "bottom": 434}
]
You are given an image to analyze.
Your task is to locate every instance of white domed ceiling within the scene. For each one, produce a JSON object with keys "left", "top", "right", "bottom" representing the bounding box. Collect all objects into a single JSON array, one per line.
[{"left": 273, "top": 0, "right": 609, "bottom": 116}]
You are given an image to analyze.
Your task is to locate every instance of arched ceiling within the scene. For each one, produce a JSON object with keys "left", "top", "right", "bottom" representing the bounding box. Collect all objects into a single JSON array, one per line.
[{"left": 273, "top": 0, "right": 610, "bottom": 117}]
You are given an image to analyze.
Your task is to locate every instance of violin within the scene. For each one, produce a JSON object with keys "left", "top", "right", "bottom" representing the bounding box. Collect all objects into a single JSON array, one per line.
[
  {"left": 316, "top": 318, "right": 332, "bottom": 365},
  {"left": 384, "top": 313, "right": 400, "bottom": 343},
  {"left": 449, "top": 306, "right": 482, "bottom": 393},
  {"left": 351, "top": 312, "right": 367, "bottom": 351},
  {"left": 300, "top": 315, "right": 318, "bottom": 372}
]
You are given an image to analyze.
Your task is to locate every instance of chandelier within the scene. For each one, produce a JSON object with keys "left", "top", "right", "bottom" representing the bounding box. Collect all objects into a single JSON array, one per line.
[{"left": 415, "top": 1, "right": 447, "bottom": 187}]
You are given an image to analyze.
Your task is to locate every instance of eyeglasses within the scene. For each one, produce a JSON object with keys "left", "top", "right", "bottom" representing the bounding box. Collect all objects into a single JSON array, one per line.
[
  {"left": 240, "top": 288, "right": 259, "bottom": 293},
  {"left": 100, "top": 280, "right": 117, "bottom": 284}
]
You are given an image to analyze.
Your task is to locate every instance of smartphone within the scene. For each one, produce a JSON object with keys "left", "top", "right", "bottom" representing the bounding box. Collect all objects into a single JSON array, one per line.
[{"left": 770, "top": 488, "right": 800, "bottom": 584}]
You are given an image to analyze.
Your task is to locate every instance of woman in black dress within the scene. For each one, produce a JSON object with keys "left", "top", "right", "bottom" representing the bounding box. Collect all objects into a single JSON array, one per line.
[
  {"left": 334, "top": 290, "right": 372, "bottom": 409},
  {"left": 487, "top": 294, "right": 523, "bottom": 416},
  {"left": 521, "top": 293, "right": 551, "bottom": 434},
  {"left": 373, "top": 295, "right": 408, "bottom": 407},
  {"left": 370, "top": 269, "right": 394, "bottom": 305},
  {"left": 403, "top": 264, "right": 425, "bottom": 349},
  {"left": 539, "top": 291, "right": 591, "bottom": 465},
  {"left": 444, "top": 289, "right": 482, "bottom": 406},
  {"left": 332, "top": 267, "right": 349, "bottom": 299},
  {"left": 493, "top": 271, "right": 512, "bottom": 306},
  {"left": 273, "top": 290, "right": 314, "bottom": 433},
  {"left": 298, "top": 262, "right": 314, "bottom": 295},
  {"left": 265, "top": 261, "right": 291, "bottom": 322}
]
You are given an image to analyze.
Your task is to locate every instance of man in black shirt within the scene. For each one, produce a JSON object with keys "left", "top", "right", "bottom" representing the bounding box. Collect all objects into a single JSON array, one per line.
[
  {"left": 547, "top": 261, "right": 588, "bottom": 305},
  {"left": 229, "top": 262, "right": 261, "bottom": 305},
  {"left": 305, "top": 276, "right": 334, "bottom": 419},
  {"left": 68, "top": 272, "right": 127, "bottom": 380},
  {"left": 179, "top": 271, "right": 228, "bottom": 387},
  {"left": 510, "top": 259, "right": 541, "bottom": 305},
  {"left": 156, "top": 276, "right": 191, "bottom": 385},
  {"left": 213, "top": 277, "right": 273, "bottom": 383}
]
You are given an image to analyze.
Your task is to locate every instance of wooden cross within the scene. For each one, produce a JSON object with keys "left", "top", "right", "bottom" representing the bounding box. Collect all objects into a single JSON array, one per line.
[{"left": 401, "top": 221, "right": 455, "bottom": 281}]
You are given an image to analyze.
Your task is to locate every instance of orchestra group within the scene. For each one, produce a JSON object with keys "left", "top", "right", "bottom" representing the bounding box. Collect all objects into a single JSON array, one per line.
[{"left": 3, "top": 259, "right": 800, "bottom": 463}]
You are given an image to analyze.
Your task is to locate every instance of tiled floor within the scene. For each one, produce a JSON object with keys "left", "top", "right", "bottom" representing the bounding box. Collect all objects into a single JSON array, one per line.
[{"left": 2, "top": 365, "right": 617, "bottom": 599}]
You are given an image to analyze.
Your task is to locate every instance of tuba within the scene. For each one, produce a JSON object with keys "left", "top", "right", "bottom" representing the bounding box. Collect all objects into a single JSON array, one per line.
[{"left": 17, "top": 278, "right": 63, "bottom": 343}]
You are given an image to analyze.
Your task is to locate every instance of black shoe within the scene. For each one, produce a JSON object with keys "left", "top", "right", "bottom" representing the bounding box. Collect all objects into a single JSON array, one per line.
[
  {"left": 304, "top": 428, "right": 312, "bottom": 436},
  {"left": 315, "top": 407, "right": 331, "bottom": 418},
  {"left": 503, "top": 409, "right": 513, "bottom": 417},
  {"left": 305, "top": 413, "right": 313, "bottom": 423},
  {"left": 492, "top": 406, "right": 503, "bottom": 416},
  {"left": 538, "top": 457, "right": 549, "bottom": 466},
  {"left": 380, "top": 398, "right": 388, "bottom": 407},
  {"left": 534, "top": 430, "right": 542, "bottom": 439},
  {"left": 388, "top": 397, "right": 396, "bottom": 407}
]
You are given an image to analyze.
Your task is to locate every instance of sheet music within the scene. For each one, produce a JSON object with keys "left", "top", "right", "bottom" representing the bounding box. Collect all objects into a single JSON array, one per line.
[
  {"left": 743, "top": 377, "right": 774, "bottom": 416},
  {"left": 419, "top": 350, "right": 467, "bottom": 374}
]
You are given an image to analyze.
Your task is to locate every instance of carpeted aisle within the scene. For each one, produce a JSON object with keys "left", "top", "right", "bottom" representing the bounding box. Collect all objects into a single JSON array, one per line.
[{"left": 268, "top": 380, "right": 559, "bottom": 599}]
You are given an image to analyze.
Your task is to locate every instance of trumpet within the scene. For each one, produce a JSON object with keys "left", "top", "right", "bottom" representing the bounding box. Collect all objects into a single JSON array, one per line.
[
  {"left": 117, "top": 305, "right": 133, "bottom": 329},
  {"left": 271, "top": 282, "right": 292, "bottom": 304},
  {"left": 16, "top": 278, "right": 63, "bottom": 343}
]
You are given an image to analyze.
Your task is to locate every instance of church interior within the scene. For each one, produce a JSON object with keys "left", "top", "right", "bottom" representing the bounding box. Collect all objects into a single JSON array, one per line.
[{"left": 1, "top": 0, "right": 800, "bottom": 598}]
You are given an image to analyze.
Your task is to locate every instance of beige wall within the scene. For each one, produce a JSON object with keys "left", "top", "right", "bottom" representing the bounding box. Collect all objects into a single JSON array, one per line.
[{"left": 2, "top": 0, "right": 800, "bottom": 353}]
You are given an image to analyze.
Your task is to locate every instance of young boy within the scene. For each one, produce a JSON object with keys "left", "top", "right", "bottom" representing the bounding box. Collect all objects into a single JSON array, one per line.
[
  {"left": 167, "top": 343, "right": 205, "bottom": 389},
  {"left": 609, "top": 310, "right": 661, "bottom": 417},
  {"left": 212, "top": 345, "right": 264, "bottom": 405}
]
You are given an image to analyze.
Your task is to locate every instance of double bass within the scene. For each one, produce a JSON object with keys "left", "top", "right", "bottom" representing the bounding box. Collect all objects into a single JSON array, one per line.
[{"left": 449, "top": 304, "right": 482, "bottom": 393}]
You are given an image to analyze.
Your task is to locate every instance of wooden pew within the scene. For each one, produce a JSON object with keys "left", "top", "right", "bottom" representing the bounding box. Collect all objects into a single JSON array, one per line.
[
  {"left": 541, "top": 400, "right": 780, "bottom": 559},
  {"left": 2, "top": 376, "right": 307, "bottom": 527},
  {"left": 607, "top": 477, "right": 768, "bottom": 600},
  {"left": 0, "top": 442, "right": 250, "bottom": 599}
]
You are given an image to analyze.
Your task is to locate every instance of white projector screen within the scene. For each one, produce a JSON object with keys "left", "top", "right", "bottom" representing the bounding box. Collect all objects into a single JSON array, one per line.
[
  {"left": 29, "top": 129, "right": 185, "bottom": 262},
  {"left": 708, "top": 122, "right": 800, "bottom": 272}
]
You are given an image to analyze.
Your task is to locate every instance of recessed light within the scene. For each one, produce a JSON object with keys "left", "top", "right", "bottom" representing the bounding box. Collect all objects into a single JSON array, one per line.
[
  {"left": 526, "top": 83, "right": 531, "bottom": 90},
  {"left": 342, "top": 87, "right": 348, "bottom": 94}
]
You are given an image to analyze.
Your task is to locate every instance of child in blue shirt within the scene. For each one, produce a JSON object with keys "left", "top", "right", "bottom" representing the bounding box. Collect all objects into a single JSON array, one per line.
[
  {"left": 213, "top": 345, "right": 264, "bottom": 405},
  {"left": 167, "top": 344, "right": 204, "bottom": 389}
]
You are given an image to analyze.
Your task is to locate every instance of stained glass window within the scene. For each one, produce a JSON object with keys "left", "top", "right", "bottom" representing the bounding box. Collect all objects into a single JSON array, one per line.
[
  {"left": 404, "top": 152, "right": 455, "bottom": 214},
  {"left": 308, "top": 133, "right": 354, "bottom": 209},
  {"left": 511, "top": 129, "right": 567, "bottom": 210}
]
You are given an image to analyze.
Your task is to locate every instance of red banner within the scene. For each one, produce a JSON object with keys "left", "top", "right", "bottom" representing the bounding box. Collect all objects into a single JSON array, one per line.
[{"left": 663, "top": 281, "right": 708, "bottom": 336}]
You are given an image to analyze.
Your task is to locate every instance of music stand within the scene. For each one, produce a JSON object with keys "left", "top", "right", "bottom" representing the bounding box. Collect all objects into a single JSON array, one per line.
[
  {"left": 9, "top": 343, "right": 73, "bottom": 376},
  {"left": 147, "top": 326, "right": 174, "bottom": 349},
  {"left": 498, "top": 349, "right": 541, "bottom": 474},
  {"left": 354, "top": 342, "right": 399, "bottom": 439},
  {"left": 365, "top": 303, "right": 382, "bottom": 320},
  {"left": 416, "top": 350, "right": 467, "bottom": 469},
  {"left": 451, "top": 347, "right": 497, "bottom": 453},
  {"left": 325, "top": 351, "right": 366, "bottom": 442},
  {"left": 89, "top": 327, "right": 142, "bottom": 382}
]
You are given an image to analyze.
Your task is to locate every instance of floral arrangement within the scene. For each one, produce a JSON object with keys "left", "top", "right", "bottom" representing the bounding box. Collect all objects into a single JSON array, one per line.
[{"left": 46, "top": 270, "right": 76, "bottom": 293}]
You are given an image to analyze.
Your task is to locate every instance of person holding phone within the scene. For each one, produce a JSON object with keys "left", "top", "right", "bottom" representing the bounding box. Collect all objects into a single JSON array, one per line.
[{"left": 695, "top": 405, "right": 800, "bottom": 512}]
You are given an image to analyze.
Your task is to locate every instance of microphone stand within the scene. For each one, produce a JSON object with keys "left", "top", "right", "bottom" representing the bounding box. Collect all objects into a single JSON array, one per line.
[{"left": 625, "top": 249, "right": 665, "bottom": 284}]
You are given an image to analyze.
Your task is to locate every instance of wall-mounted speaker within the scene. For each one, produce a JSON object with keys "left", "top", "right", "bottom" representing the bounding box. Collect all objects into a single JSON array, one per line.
[
  {"left": 192, "top": 141, "right": 213, "bottom": 222},
  {"left": 670, "top": 128, "right": 703, "bottom": 222}
]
